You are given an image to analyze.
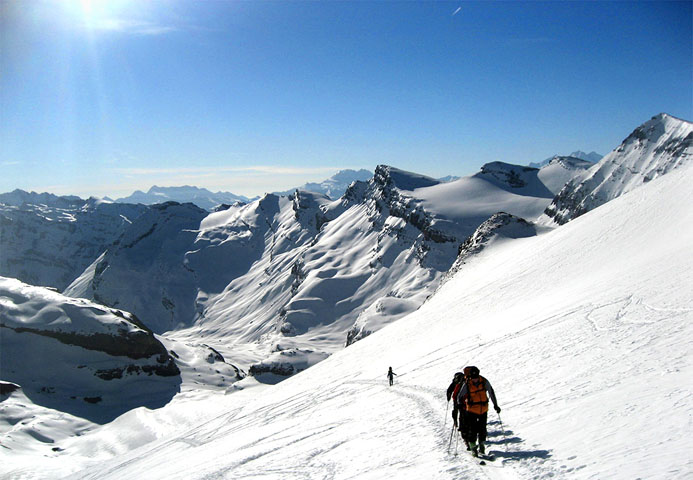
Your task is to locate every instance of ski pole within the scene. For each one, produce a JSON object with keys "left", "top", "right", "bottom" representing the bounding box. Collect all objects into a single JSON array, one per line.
[
  {"left": 497, "top": 413, "right": 510, "bottom": 452},
  {"left": 444, "top": 401, "right": 449, "bottom": 428},
  {"left": 447, "top": 424, "right": 455, "bottom": 454},
  {"left": 454, "top": 428, "right": 459, "bottom": 455}
]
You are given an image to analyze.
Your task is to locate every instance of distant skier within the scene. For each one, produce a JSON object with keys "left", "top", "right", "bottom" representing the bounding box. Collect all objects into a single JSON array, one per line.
[
  {"left": 387, "top": 367, "right": 397, "bottom": 386},
  {"left": 456, "top": 366, "right": 501, "bottom": 457}
]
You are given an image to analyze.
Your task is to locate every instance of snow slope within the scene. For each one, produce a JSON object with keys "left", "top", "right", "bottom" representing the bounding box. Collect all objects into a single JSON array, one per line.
[
  {"left": 4, "top": 144, "right": 690, "bottom": 480},
  {"left": 537, "top": 156, "right": 594, "bottom": 193},
  {"left": 64, "top": 202, "right": 209, "bottom": 333}
]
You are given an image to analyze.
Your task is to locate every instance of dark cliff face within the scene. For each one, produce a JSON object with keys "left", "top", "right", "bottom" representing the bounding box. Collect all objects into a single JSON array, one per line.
[{"left": 366, "top": 165, "right": 456, "bottom": 244}]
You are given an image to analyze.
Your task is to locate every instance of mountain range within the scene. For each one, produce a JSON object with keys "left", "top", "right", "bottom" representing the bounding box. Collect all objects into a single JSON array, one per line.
[
  {"left": 1, "top": 113, "right": 691, "bottom": 479},
  {"left": 111, "top": 169, "right": 375, "bottom": 211},
  {"left": 114, "top": 186, "right": 253, "bottom": 211},
  {"left": 2, "top": 156, "right": 593, "bottom": 383}
]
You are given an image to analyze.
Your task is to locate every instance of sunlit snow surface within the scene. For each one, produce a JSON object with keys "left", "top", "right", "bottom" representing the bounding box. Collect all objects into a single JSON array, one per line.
[{"left": 3, "top": 162, "right": 691, "bottom": 479}]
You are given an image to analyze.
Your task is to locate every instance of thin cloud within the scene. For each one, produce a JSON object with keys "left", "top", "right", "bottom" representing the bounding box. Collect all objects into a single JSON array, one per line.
[
  {"left": 114, "top": 166, "right": 340, "bottom": 177},
  {"left": 89, "top": 18, "right": 177, "bottom": 36}
]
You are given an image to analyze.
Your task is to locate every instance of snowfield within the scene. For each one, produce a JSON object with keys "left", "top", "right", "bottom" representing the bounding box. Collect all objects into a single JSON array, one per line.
[{"left": 2, "top": 153, "right": 691, "bottom": 479}]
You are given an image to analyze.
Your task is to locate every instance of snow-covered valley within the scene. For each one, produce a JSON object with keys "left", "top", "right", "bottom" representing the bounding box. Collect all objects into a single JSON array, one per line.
[{"left": 1, "top": 114, "right": 692, "bottom": 479}]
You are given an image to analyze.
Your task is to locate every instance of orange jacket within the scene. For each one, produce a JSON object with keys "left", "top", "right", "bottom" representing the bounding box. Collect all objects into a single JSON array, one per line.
[{"left": 456, "top": 375, "right": 498, "bottom": 415}]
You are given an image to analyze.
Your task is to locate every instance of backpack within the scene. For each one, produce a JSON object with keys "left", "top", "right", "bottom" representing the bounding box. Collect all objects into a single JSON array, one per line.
[{"left": 465, "top": 375, "right": 489, "bottom": 415}]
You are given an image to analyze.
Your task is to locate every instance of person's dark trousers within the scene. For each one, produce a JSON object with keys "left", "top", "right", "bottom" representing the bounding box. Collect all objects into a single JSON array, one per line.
[
  {"left": 455, "top": 408, "right": 465, "bottom": 432},
  {"left": 462, "top": 411, "right": 488, "bottom": 443}
]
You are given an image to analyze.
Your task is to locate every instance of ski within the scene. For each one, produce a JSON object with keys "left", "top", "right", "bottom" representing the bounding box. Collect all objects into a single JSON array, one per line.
[{"left": 468, "top": 450, "right": 495, "bottom": 465}]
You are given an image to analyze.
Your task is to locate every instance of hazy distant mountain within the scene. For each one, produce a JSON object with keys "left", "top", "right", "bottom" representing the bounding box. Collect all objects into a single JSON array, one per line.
[
  {"left": 274, "top": 169, "right": 373, "bottom": 199},
  {"left": 0, "top": 189, "right": 84, "bottom": 208},
  {"left": 115, "top": 186, "right": 253, "bottom": 211},
  {"left": 530, "top": 150, "right": 602, "bottom": 168},
  {"left": 437, "top": 175, "right": 460, "bottom": 182}
]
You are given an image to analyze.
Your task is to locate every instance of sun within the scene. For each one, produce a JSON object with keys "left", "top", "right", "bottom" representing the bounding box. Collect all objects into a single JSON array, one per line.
[{"left": 67, "top": 0, "right": 133, "bottom": 29}]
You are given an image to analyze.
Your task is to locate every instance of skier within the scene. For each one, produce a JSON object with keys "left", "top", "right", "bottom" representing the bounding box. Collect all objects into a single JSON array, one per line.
[
  {"left": 387, "top": 367, "right": 397, "bottom": 386},
  {"left": 456, "top": 366, "right": 501, "bottom": 457},
  {"left": 446, "top": 372, "right": 465, "bottom": 428}
]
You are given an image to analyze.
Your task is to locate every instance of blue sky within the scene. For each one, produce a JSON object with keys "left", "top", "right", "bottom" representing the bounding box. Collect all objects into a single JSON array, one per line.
[{"left": 1, "top": 0, "right": 691, "bottom": 199}]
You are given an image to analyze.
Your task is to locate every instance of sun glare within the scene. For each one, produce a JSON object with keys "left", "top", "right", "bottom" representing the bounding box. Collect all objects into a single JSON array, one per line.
[{"left": 69, "top": 0, "right": 133, "bottom": 29}]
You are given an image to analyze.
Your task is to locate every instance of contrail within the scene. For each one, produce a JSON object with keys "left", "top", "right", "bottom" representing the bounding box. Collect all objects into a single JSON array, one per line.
[{"left": 452, "top": 6, "right": 462, "bottom": 16}]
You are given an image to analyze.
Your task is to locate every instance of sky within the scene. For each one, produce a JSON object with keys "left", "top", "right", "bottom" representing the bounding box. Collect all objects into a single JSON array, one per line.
[{"left": 1, "top": 0, "right": 691, "bottom": 199}]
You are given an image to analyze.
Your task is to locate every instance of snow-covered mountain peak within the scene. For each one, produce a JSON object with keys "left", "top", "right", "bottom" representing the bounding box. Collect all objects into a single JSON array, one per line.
[
  {"left": 618, "top": 113, "right": 692, "bottom": 156},
  {"left": 535, "top": 156, "right": 595, "bottom": 194},
  {"left": 0, "top": 199, "right": 148, "bottom": 290},
  {"left": 531, "top": 150, "right": 602, "bottom": 168},
  {"left": 330, "top": 168, "right": 372, "bottom": 183},
  {"left": 65, "top": 202, "right": 208, "bottom": 333},
  {"left": 543, "top": 113, "right": 692, "bottom": 224},
  {"left": 568, "top": 150, "right": 603, "bottom": 163}
]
